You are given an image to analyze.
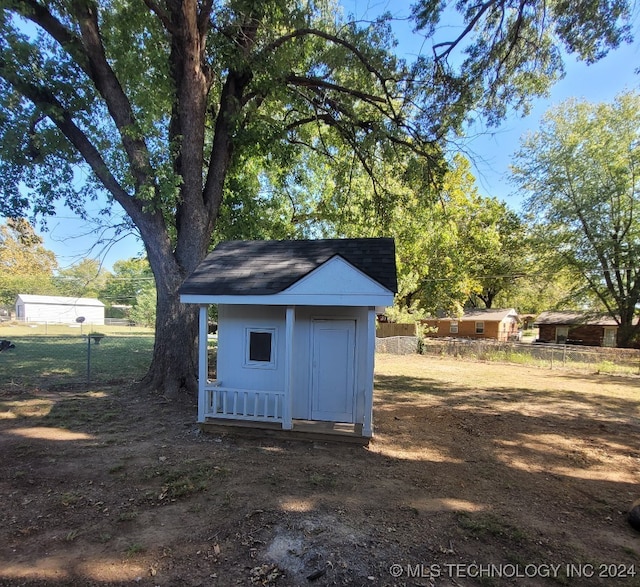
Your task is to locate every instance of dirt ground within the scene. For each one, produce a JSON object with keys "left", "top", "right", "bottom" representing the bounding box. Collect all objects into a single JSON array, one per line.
[{"left": 0, "top": 354, "right": 639, "bottom": 587}]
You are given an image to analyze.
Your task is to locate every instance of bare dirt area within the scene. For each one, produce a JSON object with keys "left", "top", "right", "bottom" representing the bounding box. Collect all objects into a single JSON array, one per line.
[{"left": 1, "top": 354, "right": 639, "bottom": 587}]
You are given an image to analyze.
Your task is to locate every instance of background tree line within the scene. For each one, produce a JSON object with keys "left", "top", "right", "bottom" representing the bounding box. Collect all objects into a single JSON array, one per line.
[
  {"left": 8, "top": 86, "right": 639, "bottom": 349},
  {"left": 0, "top": 217, "right": 156, "bottom": 326}
]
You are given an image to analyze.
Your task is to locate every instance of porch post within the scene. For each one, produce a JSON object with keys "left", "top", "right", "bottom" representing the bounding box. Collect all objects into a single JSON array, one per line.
[
  {"left": 363, "top": 307, "right": 376, "bottom": 437},
  {"left": 282, "top": 306, "right": 295, "bottom": 430},
  {"left": 198, "top": 305, "right": 209, "bottom": 423}
]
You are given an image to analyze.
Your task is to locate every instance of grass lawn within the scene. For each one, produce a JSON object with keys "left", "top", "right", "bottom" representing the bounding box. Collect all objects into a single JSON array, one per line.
[
  {"left": 0, "top": 332, "right": 155, "bottom": 387},
  {"left": 0, "top": 322, "right": 154, "bottom": 337}
]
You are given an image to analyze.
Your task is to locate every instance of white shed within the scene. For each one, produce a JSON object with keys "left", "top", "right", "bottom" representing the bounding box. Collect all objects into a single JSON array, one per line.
[
  {"left": 179, "top": 238, "right": 397, "bottom": 441},
  {"left": 15, "top": 294, "right": 105, "bottom": 325}
]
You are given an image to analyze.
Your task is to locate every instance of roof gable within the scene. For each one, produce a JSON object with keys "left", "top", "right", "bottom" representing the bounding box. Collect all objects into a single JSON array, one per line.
[
  {"left": 282, "top": 255, "right": 393, "bottom": 297},
  {"left": 179, "top": 238, "right": 397, "bottom": 297},
  {"left": 425, "top": 308, "right": 518, "bottom": 322},
  {"left": 459, "top": 308, "right": 518, "bottom": 322}
]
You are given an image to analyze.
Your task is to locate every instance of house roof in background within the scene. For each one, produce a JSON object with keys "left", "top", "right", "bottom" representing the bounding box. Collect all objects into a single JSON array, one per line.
[
  {"left": 179, "top": 238, "right": 397, "bottom": 297},
  {"left": 534, "top": 311, "right": 618, "bottom": 326},
  {"left": 16, "top": 294, "right": 105, "bottom": 307},
  {"left": 425, "top": 308, "right": 519, "bottom": 322}
]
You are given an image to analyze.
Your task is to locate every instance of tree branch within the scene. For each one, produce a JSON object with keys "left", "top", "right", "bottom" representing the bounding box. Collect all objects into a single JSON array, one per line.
[
  {"left": 197, "top": 0, "right": 214, "bottom": 37},
  {"left": 16, "top": 0, "right": 156, "bottom": 194},
  {"left": 11, "top": 1, "right": 90, "bottom": 73},
  {"left": 260, "top": 26, "right": 402, "bottom": 120},
  {"left": 142, "top": 0, "right": 178, "bottom": 35},
  {"left": 286, "top": 74, "right": 386, "bottom": 104},
  {"left": 1, "top": 58, "right": 133, "bottom": 214},
  {"left": 432, "top": 0, "right": 497, "bottom": 63},
  {"left": 202, "top": 12, "right": 261, "bottom": 216},
  {"left": 261, "top": 27, "right": 390, "bottom": 81},
  {"left": 72, "top": 1, "right": 155, "bottom": 193}
]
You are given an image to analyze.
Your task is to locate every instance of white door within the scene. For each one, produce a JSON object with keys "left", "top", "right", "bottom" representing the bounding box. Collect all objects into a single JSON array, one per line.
[
  {"left": 603, "top": 327, "right": 617, "bottom": 347},
  {"left": 556, "top": 326, "right": 569, "bottom": 343},
  {"left": 311, "top": 320, "right": 356, "bottom": 422}
]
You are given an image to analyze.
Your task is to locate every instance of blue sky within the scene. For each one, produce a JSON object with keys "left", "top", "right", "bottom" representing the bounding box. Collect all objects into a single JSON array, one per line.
[
  {"left": 345, "top": 0, "right": 640, "bottom": 204},
  {"left": 467, "top": 41, "right": 640, "bottom": 209},
  {"left": 34, "top": 1, "right": 640, "bottom": 270}
]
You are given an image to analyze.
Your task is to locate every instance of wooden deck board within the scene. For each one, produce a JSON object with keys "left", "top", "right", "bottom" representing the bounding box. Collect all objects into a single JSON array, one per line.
[{"left": 199, "top": 418, "right": 369, "bottom": 445}]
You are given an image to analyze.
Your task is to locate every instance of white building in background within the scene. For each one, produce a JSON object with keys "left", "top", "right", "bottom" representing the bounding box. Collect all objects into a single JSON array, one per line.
[{"left": 15, "top": 294, "right": 105, "bottom": 325}]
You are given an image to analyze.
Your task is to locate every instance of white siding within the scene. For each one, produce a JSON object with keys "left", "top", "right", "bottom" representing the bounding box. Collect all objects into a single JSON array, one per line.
[
  {"left": 216, "top": 305, "right": 287, "bottom": 392},
  {"left": 215, "top": 304, "right": 369, "bottom": 426}
]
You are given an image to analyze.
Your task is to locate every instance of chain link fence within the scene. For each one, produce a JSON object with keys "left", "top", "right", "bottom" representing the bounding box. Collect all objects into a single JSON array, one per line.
[
  {"left": 3, "top": 328, "right": 637, "bottom": 391},
  {"left": 419, "top": 338, "right": 640, "bottom": 375},
  {"left": 0, "top": 335, "right": 155, "bottom": 389},
  {"left": 375, "top": 336, "right": 420, "bottom": 355}
]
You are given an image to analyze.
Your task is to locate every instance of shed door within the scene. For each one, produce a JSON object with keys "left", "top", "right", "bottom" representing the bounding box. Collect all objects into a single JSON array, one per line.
[{"left": 311, "top": 320, "right": 355, "bottom": 422}]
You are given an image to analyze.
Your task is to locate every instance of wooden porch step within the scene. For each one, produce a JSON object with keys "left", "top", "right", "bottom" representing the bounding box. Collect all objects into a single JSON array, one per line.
[{"left": 199, "top": 418, "right": 370, "bottom": 445}]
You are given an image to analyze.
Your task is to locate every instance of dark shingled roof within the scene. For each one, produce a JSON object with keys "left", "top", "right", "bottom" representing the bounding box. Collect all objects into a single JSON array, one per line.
[
  {"left": 534, "top": 311, "right": 619, "bottom": 326},
  {"left": 179, "top": 238, "right": 397, "bottom": 296}
]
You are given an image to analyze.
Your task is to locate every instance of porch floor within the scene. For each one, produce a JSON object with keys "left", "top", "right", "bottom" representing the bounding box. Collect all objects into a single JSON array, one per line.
[{"left": 199, "top": 418, "right": 369, "bottom": 445}]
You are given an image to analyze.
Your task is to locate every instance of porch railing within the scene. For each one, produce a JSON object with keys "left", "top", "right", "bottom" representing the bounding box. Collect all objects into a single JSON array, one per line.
[{"left": 203, "top": 380, "right": 284, "bottom": 423}]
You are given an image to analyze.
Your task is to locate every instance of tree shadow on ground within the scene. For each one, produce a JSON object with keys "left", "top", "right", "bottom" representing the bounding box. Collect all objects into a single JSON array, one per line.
[{"left": 0, "top": 359, "right": 639, "bottom": 586}]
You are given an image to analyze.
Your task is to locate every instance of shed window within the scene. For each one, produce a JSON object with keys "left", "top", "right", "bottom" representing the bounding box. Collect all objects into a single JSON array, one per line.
[
  {"left": 475, "top": 321, "right": 485, "bottom": 335},
  {"left": 450, "top": 321, "right": 458, "bottom": 333},
  {"left": 245, "top": 328, "right": 276, "bottom": 368}
]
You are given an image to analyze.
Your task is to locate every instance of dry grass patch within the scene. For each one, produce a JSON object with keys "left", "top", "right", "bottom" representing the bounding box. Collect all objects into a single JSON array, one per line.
[{"left": 0, "top": 354, "right": 638, "bottom": 586}]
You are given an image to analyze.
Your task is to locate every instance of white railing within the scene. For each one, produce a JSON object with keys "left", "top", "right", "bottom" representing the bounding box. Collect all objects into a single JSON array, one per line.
[{"left": 203, "top": 381, "right": 284, "bottom": 423}]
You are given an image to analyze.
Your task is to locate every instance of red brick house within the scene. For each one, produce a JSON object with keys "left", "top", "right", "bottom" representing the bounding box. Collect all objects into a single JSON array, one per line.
[
  {"left": 422, "top": 308, "right": 520, "bottom": 342},
  {"left": 534, "top": 311, "right": 621, "bottom": 347}
]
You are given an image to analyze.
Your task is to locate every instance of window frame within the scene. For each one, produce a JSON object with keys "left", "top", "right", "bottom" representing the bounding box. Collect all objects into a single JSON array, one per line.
[
  {"left": 244, "top": 327, "right": 277, "bottom": 369},
  {"left": 450, "top": 321, "right": 459, "bottom": 334},
  {"left": 475, "top": 321, "right": 485, "bottom": 335}
]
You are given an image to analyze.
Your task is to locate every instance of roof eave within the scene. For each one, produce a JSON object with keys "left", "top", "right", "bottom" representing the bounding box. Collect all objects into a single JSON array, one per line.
[{"left": 180, "top": 291, "right": 395, "bottom": 307}]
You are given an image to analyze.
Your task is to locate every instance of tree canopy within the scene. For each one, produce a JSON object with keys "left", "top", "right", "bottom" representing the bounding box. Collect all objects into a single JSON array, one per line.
[
  {"left": 0, "top": 0, "right": 634, "bottom": 394},
  {"left": 513, "top": 91, "right": 640, "bottom": 347},
  {"left": 0, "top": 218, "right": 57, "bottom": 307},
  {"left": 53, "top": 258, "right": 109, "bottom": 299},
  {"left": 384, "top": 155, "right": 531, "bottom": 317},
  {"left": 101, "top": 257, "right": 154, "bottom": 307}
]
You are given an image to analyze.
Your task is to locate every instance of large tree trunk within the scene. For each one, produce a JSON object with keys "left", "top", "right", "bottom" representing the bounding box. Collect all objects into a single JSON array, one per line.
[
  {"left": 617, "top": 316, "right": 640, "bottom": 349},
  {"left": 135, "top": 2, "right": 216, "bottom": 399},
  {"left": 141, "top": 279, "right": 200, "bottom": 399},
  {"left": 135, "top": 196, "right": 209, "bottom": 400}
]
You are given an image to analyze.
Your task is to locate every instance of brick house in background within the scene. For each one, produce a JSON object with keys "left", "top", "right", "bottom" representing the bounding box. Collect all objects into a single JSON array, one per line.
[
  {"left": 421, "top": 308, "right": 520, "bottom": 342},
  {"left": 534, "top": 311, "right": 622, "bottom": 347}
]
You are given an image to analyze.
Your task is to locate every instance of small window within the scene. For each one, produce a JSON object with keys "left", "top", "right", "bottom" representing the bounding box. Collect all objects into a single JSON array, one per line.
[
  {"left": 475, "top": 321, "right": 485, "bottom": 335},
  {"left": 245, "top": 328, "right": 276, "bottom": 368},
  {"left": 450, "top": 321, "right": 458, "bottom": 333},
  {"left": 250, "top": 331, "right": 272, "bottom": 361}
]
